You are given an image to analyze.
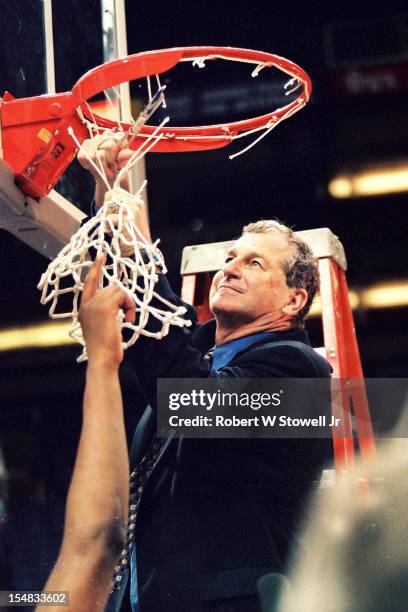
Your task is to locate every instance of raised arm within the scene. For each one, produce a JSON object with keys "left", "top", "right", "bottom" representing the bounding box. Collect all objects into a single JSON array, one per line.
[
  {"left": 37, "top": 257, "right": 135, "bottom": 612},
  {"left": 78, "top": 136, "right": 153, "bottom": 244}
]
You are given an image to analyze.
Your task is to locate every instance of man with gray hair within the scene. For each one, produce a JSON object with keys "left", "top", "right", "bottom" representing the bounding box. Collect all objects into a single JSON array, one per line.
[
  {"left": 239, "top": 219, "right": 320, "bottom": 328},
  {"left": 79, "top": 144, "right": 332, "bottom": 612}
]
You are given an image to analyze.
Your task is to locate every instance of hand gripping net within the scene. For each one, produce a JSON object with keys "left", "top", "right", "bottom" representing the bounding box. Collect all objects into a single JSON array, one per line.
[{"left": 38, "top": 112, "right": 191, "bottom": 362}]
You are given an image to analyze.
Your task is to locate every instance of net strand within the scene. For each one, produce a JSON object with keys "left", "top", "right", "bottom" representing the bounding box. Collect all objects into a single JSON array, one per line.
[
  {"left": 183, "top": 54, "right": 303, "bottom": 84},
  {"left": 116, "top": 117, "right": 170, "bottom": 185},
  {"left": 284, "top": 77, "right": 302, "bottom": 96},
  {"left": 229, "top": 98, "right": 306, "bottom": 159},
  {"left": 155, "top": 75, "right": 167, "bottom": 108}
]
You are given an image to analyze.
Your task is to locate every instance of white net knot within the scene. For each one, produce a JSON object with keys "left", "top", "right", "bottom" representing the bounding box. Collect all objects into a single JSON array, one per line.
[
  {"left": 192, "top": 58, "right": 207, "bottom": 68},
  {"left": 284, "top": 77, "right": 302, "bottom": 96},
  {"left": 251, "top": 63, "right": 267, "bottom": 78}
]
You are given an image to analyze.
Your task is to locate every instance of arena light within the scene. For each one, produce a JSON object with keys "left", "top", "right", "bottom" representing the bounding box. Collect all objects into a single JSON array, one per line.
[
  {"left": 309, "top": 290, "right": 360, "bottom": 317},
  {"left": 0, "top": 321, "right": 75, "bottom": 352},
  {"left": 309, "top": 281, "right": 408, "bottom": 317},
  {"left": 360, "top": 280, "right": 408, "bottom": 309},
  {"left": 328, "top": 162, "right": 408, "bottom": 198}
]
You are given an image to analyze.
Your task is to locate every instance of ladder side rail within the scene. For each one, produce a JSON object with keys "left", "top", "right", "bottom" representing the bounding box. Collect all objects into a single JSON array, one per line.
[
  {"left": 319, "top": 257, "right": 356, "bottom": 469},
  {"left": 338, "top": 268, "right": 377, "bottom": 462}
]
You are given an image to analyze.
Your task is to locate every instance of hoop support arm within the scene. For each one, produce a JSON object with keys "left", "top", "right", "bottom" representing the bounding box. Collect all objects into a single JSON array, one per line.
[{"left": 0, "top": 159, "right": 85, "bottom": 258}]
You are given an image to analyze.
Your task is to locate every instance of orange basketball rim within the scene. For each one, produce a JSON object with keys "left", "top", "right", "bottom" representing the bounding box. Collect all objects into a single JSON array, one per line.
[{"left": 0, "top": 46, "right": 312, "bottom": 198}]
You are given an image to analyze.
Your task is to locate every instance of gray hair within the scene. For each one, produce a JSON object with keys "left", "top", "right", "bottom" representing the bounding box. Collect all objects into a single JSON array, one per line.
[{"left": 242, "top": 219, "right": 319, "bottom": 327}]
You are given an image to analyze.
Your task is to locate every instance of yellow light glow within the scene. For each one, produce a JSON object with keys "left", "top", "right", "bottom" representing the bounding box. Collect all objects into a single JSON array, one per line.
[
  {"left": 329, "top": 162, "right": 408, "bottom": 198},
  {"left": 0, "top": 320, "right": 74, "bottom": 352},
  {"left": 360, "top": 281, "right": 408, "bottom": 309},
  {"left": 0, "top": 281, "right": 407, "bottom": 353},
  {"left": 328, "top": 177, "right": 353, "bottom": 199},
  {"left": 309, "top": 290, "right": 360, "bottom": 317},
  {"left": 348, "top": 290, "right": 360, "bottom": 310}
]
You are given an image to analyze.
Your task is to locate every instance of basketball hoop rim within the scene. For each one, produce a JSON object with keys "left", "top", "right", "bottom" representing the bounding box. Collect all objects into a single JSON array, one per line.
[
  {"left": 73, "top": 46, "right": 312, "bottom": 149},
  {"left": 0, "top": 45, "right": 313, "bottom": 198}
]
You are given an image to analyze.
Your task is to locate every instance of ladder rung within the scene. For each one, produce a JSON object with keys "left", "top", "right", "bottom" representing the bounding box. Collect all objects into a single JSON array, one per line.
[{"left": 180, "top": 228, "right": 347, "bottom": 275}]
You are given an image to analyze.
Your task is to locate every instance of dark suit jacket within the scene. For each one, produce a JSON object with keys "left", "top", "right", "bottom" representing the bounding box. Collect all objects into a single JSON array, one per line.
[{"left": 122, "top": 275, "right": 332, "bottom": 612}]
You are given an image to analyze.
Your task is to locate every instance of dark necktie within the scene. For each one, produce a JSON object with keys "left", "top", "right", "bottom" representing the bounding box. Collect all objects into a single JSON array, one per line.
[{"left": 111, "top": 435, "right": 167, "bottom": 591}]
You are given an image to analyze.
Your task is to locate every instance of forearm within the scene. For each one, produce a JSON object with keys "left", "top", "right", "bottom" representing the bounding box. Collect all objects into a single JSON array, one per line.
[
  {"left": 38, "top": 363, "right": 129, "bottom": 610},
  {"left": 38, "top": 259, "right": 134, "bottom": 610},
  {"left": 64, "top": 363, "right": 128, "bottom": 548}
]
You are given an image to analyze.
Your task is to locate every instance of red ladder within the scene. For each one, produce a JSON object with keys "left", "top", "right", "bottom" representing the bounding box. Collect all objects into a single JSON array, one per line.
[{"left": 180, "top": 228, "right": 376, "bottom": 472}]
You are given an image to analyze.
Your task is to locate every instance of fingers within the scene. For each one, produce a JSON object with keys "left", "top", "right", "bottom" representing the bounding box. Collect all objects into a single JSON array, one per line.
[
  {"left": 82, "top": 256, "right": 105, "bottom": 304},
  {"left": 120, "top": 290, "right": 136, "bottom": 324},
  {"left": 79, "top": 259, "right": 135, "bottom": 369},
  {"left": 82, "top": 265, "right": 135, "bottom": 323},
  {"left": 77, "top": 136, "right": 122, "bottom": 183},
  {"left": 95, "top": 284, "right": 136, "bottom": 326},
  {"left": 95, "top": 148, "right": 118, "bottom": 180},
  {"left": 117, "top": 149, "right": 134, "bottom": 168}
]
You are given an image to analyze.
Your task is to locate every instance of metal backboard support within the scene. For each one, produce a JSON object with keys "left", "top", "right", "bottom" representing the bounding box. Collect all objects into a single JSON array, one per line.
[
  {"left": 0, "top": 0, "right": 145, "bottom": 258},
  {"left": 0, "top": 159, "right": 85, "bottom": 259}
]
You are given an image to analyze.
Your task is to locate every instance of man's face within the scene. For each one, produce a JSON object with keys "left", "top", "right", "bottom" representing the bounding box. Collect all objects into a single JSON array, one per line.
[{"left": 209, "top": 231, "right": 294, "bottom": 325}]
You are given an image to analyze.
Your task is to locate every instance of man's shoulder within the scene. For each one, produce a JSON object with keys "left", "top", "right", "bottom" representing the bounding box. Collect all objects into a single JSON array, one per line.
[{"left": 234, "top": 330, "right": 332, "bottom": 378}]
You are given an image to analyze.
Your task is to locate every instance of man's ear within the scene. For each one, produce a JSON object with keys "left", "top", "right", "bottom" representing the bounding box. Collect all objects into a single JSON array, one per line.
[{"left": 281, "top": 288, "right": 308, "bottom": 316}]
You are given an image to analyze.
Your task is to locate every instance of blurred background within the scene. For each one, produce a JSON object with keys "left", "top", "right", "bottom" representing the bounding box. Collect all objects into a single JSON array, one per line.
[{"left": 0, "top": 0, "right": 407, "bottom": 604}]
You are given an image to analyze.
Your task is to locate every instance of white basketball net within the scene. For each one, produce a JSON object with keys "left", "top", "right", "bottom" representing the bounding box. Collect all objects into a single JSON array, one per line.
[{"left": 38, "top": 95, "right": 191, "bottom": 362}]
